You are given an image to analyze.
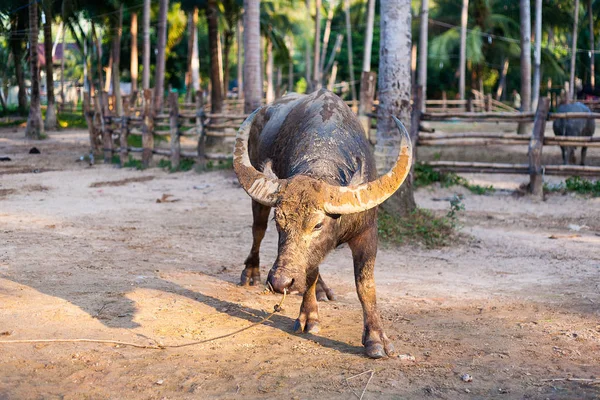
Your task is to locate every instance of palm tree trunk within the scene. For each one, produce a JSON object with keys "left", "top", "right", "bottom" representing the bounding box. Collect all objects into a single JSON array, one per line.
[
  {"left": 112, "top": 4, "right": 124, "bottom": 116},
  {"left": 185, "top": 11, "right": 194, "bottom": 100},
  {"left": 532, "top": 0, "right": 542, "bottom": 109},
  {"left": 142, "top": 0, "right": 151, "bottom": 90},
  {"left": 459, "top": 0, "right": 468, "bottom": 100},
  {"left": 223, "top": 29, "right": 234, "bottom": 96},
  {"left": 207, "top": 0, "right": 223, "bottom": 113},
  {"left": 319, "top": 1, "right": 335, "bottom": 74},
  {"left": 362, "top": 0, "right": 375, "bottom": 72},
  {"left": 496, "top": 57, "right": 509, "bottom": 100},
  {"left": 244, "top": 0, "right": 261, "bottom": 112},
  {"left": 105, "top": 53, "right": 112, "bottom": 93},
  {"left": 9, "top": 14, "right": 28, "bottom": 114},
  {"left": 60, "top": 20, "right": 65, "bottom": 103},
  {"left": 154, "top": 0, "right": 168, "bottom": 111},
  {"left": 376, "top": 0, "right": 414, "bottom": 215},
  {"left": 91, "top": 21, "right": 105, "bottom": 112},
  {"left": 130, "top": 12, "right": 138, "bottom": 93},
  {"left": 304, "top": 0, "right": 313, "bottom": 92},
  {"left": 344, "top": 0, "right": 357, "bottom": 108},
  {"left": 589, "top": 0, "right": 594, "bottom": 89},
  {"left": 288, "top": 37, "right": 294, "bottom": 92},
  {"left": 43, "top": 2, "right": 57, "bottom": 130},
  {"left": 313, "top": 0, "right": 322, "bottom": 89},
  {"left": 237, "top": 18, "right": 243, "bottom": 99},
  {"left": 191, "top": 8, "right": 200, "bottom": 93},
  {"left": 569, "top": 0, "right": 580, "bottom": 100},
  {"left": 276, "top": 66, "right": 282, "bottom": 98},
  {"left": 418, "top": 0, "right": 429, "bottom": 112},
  {"left": 266, "top": 38, "right": 275, "bottom": 103},
  {"left": 518, "top": 0, "right": 532, "bottom": 134},
  {"left": 26, "top": 2, "right": 44, "bottom": 139}
]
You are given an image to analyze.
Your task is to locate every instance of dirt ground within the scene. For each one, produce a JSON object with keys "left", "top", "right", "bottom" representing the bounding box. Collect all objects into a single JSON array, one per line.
[{"left": 1, "top": 125, "right": 599, "bottom": 399}]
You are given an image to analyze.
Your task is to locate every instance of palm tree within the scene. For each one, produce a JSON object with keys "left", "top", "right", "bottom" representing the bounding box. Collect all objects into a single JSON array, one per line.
[
  {"left": 26, "top": 1, "right": 44, "bottom": 139},
  {"left": 459, "top": 0, "right": 468, "bottom": 100},
  {"left": 418, "top": 0, "right": 429, "bottom": 111},
  {"left": 43, "top": 1, "right": 58, "bottom": 130},
  {"left": 569, "top": 0, "right": 580, "bottom": 100},
  {"left": 154, "top": 0, "right": 169, "bottom": 111},
  {"left": 112, "top": 4, "right": 124, "bottom": 116},
  {"left": 518, "top": 0, "right": 532, "bottom": 134},
  {"left": 130, "top": 12, "right": 138, "bottom": 92},
  {"left": 589, "top": 0, "right": 595, "bottom": 89},
  {"left": 142, "top": 0, "right": 150, "bottom": 89},
  {"left": 532, "top": 0, "right": 542, "bottom": 109},
  {"left": 207, "top": 0, "right": 223, "bottom": 114},
  {"left": 8, "top": 10, "right": 28, "bottom": 114},
  {"left": 376, "top": 0, "right": 414, "bottom": 215},
  {"left": 244, "top": 0, "right": 261, "bottom": 112},
  {"left": 313, "top": 0, "right": 322, "bottom": 89}
]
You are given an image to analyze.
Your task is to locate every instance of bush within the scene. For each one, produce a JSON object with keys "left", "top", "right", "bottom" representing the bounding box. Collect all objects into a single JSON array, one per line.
[
  {"left": 378, "top": 195, "right": 464, "bottom": 248},
  {"left": 545, "top": 176, "right": 600, "bottom": 197},
  {"left": 414, "top": 162, "right": 495, "bottom": 195}
]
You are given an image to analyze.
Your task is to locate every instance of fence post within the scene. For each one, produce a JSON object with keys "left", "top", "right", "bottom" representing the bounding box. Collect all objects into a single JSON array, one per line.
[
  {"left": 442, "top": 91, "right": 447, "bottom": 111},
  {"left": 120, "top": 96, "right": 130, "bottom": 167},
  {"left": 467, "top": 97, "right": 473, "bottom": 112},
  {"left": 528, "top": 97, "right": 550, "bottom": 197},
  {"left": 169, "top": 92, "right": 181, "bottom": 170},
  {"left": 485, "top": 94, "right": 492, "bottom": 112},
  {"left": 142, "top": 89, "right": 154, "bottom": 168},
  {"left": 196, "top": 90, "right": 207, "bottom": 169}
]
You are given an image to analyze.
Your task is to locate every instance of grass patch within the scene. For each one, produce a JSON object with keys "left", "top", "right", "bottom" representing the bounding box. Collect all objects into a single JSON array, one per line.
[
  {"left": 158, "top": 158, "right": 196, "bottom": 172},
  {"left": 197, "top": 158, "right": 234, "bottom": 172},
  {"left": 122, "top": 155, "right": 145, "bottom": 170},
  {"left": 414, "top": 162, "right": 495, "bottom": 195},
  {"left": 544, "top": 176, "right": 600, "bottom": 197},
  {"left": 57, "top": 112, "right": 87, "bottom": 129},
  {"left": 127, "top": 134, "right": 168, "bottom": 148},
  {"left": 378, "top": 195, "right": 464, "bottom": 248},
  {"left": 0, "top": 118, "right": 26, "bottom": 128}
]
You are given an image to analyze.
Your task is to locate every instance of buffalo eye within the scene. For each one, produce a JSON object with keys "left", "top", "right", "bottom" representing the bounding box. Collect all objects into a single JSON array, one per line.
[{"left": 313, "top": 222, "right": 323, "bottom": 231}]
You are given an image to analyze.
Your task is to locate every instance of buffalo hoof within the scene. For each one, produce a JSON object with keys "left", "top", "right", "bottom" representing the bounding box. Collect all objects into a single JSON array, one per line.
[
  {"left": 363, "top": 329, "right": 395, "bottom": 359},
  {"left": 316, "top": 280, "right": 336, "bottom": 302},
  {"left": 240, "top": 266, "right": 261, "bottom": 286},
  {"left": 293, "top": 318, "right": 320, "bottom": 334}
]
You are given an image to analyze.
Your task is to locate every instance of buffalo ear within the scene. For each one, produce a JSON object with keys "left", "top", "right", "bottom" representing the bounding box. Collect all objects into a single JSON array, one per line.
[
  {"left": 262, "top": 160, "right": 279, "bottom": 180},
  {"left": 348, "top": 157, "right": 365, "bottom": 186}
]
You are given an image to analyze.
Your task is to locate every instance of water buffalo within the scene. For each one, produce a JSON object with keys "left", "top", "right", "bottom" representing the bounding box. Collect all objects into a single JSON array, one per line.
[
  {"left": 233, "top": 89, "right": 412, "bottom": 358},
  {"left": 552, "top": 102, "right": 596, "bottom": 165}
]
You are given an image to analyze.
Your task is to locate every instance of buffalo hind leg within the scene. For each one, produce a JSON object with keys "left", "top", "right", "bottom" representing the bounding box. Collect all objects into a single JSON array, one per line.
[
  {"left": 241, "top": 201, "right": 270, "bottom": 286},
  {"left": 349, "top": 225, "right": 395, "bottom": 359},
  {"left": 581, "top": 146, "right": 588, "bottom": 166},
  {"left": 316, "top": 274, "right": 336, "bottom": 301},
  {"left": 293, "top": 270, "right": 320, "bottom": 334}
]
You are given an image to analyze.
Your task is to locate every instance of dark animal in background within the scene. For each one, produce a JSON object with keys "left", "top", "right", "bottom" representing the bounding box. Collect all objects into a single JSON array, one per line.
[
  {"left": 233, "top": 89, "right": 412, "bottom": 359},
  {"left": 552, "top": 102, "right": 596, "bottom": 165}
]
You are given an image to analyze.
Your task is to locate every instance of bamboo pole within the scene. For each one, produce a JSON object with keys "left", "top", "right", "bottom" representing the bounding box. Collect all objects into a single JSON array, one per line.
[{"left": 548, "top": 112, "right": 600, "bottom": 120}]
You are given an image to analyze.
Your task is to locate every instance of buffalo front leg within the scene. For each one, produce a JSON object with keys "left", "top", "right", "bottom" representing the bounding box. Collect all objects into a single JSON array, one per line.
[
  {"left": 241, "top": 200, "right": 271, "bottom": 286},
  {"left": 293, "top": 270, "right": 320, "bottom": 334},
  {"left": 349, "top": 225, "right": 395, "bottom": 359},
  {"left": 316, "top": 273, "right": 336, "bottom": 301}
]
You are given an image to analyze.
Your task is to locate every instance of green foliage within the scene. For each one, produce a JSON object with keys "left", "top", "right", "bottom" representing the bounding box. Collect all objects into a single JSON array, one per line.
[
  {"left": 378, "top": 199, "right": 463, "bottom": 248},
  {"left": 414, "top": 163, "right": 495, "bottom": 195},
  {"left": 198, "top": 158, "right": 233, "bottom": 172},
  {"left": 57, "top": 113, "right": 87, "bottom": 129},
  {"left": 122, "top": 155, "right": 145, "bottom": 170},
  {"left": 158, "top": 158, "right": 196, "bottom": 172},
  {"left": 545, "top": 177, "right": 600, "bottom": 197}
]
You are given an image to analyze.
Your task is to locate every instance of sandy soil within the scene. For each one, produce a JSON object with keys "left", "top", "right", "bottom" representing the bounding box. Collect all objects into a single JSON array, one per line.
[{"left": 1, "top": 127, "right": 599, "bottom": 399}]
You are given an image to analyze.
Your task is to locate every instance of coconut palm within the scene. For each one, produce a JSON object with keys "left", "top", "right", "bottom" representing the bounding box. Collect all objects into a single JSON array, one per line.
[
  {"left": 376, "top": 0, "right": 413, "bottom": 215},
  {"left": 244, "top": 0, "right": 261, "bottom": 112},
  {"left": 26, "top": 1, "right": 44, "bottom": 139},
  {"left": 42, "top": 0, "right": 58, "bottom": 130}
]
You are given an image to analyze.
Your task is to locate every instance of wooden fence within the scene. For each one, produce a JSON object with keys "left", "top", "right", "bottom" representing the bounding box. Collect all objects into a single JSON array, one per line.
[{"left": 418, "top": 96, "right": 600, "bottom": 196}]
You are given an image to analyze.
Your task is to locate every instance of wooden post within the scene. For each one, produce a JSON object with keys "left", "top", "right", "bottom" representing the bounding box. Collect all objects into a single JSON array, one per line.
[
  {"left": 102, "top": 119, "right": 113, "bottom": 164},
  {"left": 467, "top": 97, "right": 473, "bottom": 112},
  {"left": 169, "top": 92, "right": 180, "bottom": 169},
  {"left": 485, "top": 94, "right": 492, "bottom": 112},
  {"left": 442, "top": 91, "right": 447, "bottom": 111},
  {"left": 528, "top": 97, "right": 550, "bottom": 197},
  {"left": 120, "top": 96, "right": 130, "bottom": 167},
  {"left": 141, "top": 89, "right": 154, "bottom": 168},
  {"left": 358, "top": 71, "right": 377, "bottom": 139},
  {"left": 83, "top": 93, "right": 97, "bottom": 163},
  {"left": 196, "top": 90, "right": 207, "bottom": 168}
]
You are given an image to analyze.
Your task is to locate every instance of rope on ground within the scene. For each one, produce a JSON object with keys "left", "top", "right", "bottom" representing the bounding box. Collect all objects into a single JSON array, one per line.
[{"left": 0, "top": 290, "right": 286, "bottom": 350}]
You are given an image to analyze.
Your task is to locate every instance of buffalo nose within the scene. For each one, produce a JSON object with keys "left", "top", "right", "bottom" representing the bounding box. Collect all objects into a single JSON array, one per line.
[{"left": 267, "top": 271, "right": 293, "bottom": 293}]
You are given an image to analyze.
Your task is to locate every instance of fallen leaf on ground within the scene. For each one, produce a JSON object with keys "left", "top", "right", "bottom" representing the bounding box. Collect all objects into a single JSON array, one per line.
[{"left": 156, "top": 194, "right": 180, "bottom": 203}]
